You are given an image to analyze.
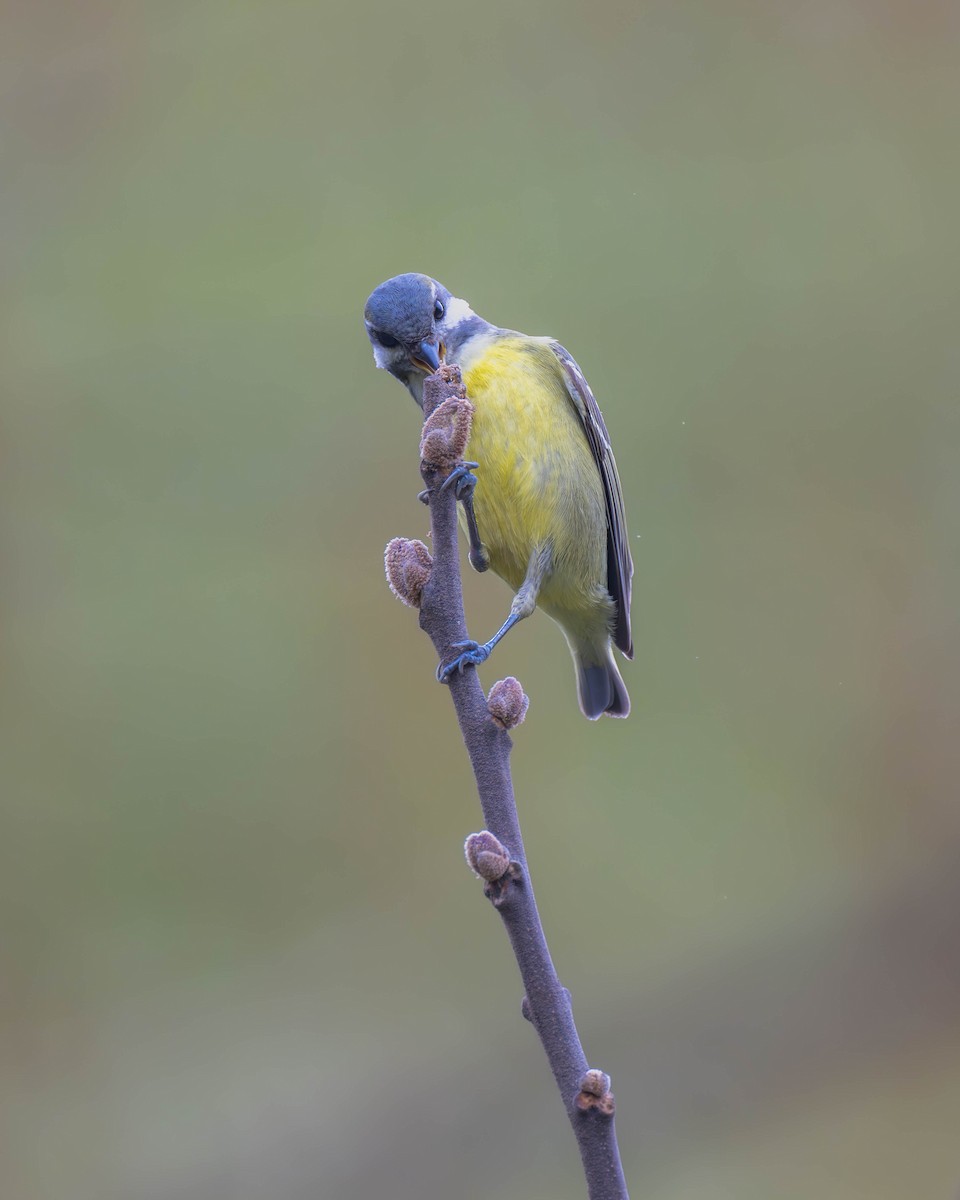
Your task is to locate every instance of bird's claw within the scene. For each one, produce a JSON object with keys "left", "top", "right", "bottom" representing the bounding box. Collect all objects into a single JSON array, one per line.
[
  {"left": 436, "top": 639, "right": 492, "bottom": 682},
  {"left": 438, "top": 462, "right": 479, "bottom": 500},
  {"left": 419, "top": 463, "right": 478, "bottom": 505}
]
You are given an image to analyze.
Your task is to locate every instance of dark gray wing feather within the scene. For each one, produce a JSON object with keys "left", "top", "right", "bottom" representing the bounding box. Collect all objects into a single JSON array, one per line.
[{"left": 551, "top": 341, "right": 634, "bottom": 659}]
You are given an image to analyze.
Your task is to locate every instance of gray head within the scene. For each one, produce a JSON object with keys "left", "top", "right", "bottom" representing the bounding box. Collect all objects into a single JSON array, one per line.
[{"left": 364, "top": 273, "right": 481, "bottom": 406}]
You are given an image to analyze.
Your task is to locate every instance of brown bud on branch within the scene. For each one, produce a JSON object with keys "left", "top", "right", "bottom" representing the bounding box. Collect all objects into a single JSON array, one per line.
[
  {"left": 384, "top": 538, "right": 433, "bottom": 608},
  {"left": 419, "top": 396, "right": 474, "bottom": 473},
  {"left": 486, "top": 677, "right": 529, "bottom": 730},
  {"left": 464, "top": 831, "right": 512, "bottom": 882},
  {"left": 575, "top": 1068, "right": 616, "bottom": 1116}
]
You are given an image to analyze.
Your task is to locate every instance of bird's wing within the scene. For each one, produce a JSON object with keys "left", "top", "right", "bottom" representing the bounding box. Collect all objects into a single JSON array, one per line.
[{"left": 550, "top": 341, "right": 634, "bottom": 659}]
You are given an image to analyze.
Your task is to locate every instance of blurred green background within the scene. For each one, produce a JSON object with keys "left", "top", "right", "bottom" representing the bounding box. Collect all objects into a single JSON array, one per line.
[{"left": 3, "top": 2, "right": 959, "bottom": 1197}]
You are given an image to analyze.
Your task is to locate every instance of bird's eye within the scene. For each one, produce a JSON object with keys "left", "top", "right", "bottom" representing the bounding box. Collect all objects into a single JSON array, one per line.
[
  {"left": 433, "top": 299, "right": 445, "bottom": 321},
  {"left": 375, "top": 330, "right": 399, "bottom": 349}
]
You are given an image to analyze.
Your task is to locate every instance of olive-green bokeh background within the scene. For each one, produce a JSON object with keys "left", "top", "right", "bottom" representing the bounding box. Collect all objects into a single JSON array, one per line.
[{"left": 3, "top": 3, "right": 959, "bottom": 1197}]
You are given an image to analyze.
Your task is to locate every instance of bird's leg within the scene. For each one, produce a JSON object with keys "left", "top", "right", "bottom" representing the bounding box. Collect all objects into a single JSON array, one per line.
[
  {"left": 419, "top": 462, "right": 489, "bottom": 572},
  {"left": 446, "top": 465, "right": 489, "bottom": 573},
  {"left": 437, "top": 545, "right": 551, "bottom": 682}
]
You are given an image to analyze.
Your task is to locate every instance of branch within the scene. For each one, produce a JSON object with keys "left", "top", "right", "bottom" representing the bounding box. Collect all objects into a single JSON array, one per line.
[{"left": 384, "top": 365, "right": 630, "bottom": 1199}]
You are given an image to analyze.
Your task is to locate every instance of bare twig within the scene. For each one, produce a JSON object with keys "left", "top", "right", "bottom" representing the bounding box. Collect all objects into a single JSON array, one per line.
[{"left": 386, "top": 365, "right": 630, "bottom": 1199}]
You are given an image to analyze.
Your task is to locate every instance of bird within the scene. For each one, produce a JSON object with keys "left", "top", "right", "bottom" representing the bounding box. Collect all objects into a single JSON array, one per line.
[{"left": 364, "top": 272, "right": 633, "bottom": 719}]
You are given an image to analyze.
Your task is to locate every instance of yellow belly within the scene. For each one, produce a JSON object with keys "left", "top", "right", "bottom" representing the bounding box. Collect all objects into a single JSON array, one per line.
[{"left": 458, "top": 336, "right": 608, "bottom": 613}]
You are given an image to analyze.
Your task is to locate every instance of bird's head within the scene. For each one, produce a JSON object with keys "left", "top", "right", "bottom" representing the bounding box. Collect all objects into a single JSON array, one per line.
[{"left": 364, "top": 273, "right": 475, "bottom": 404}]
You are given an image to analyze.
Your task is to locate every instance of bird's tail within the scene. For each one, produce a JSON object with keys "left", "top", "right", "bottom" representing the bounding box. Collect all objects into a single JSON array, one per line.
[{"left": 573, "top": 644, "right": 630, "bottom": 720}]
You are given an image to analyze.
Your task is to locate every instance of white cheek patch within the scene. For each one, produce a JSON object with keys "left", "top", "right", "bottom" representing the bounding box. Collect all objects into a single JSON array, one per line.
[{"left": 441, "top": 295, "right": 475, "bottom": 331}]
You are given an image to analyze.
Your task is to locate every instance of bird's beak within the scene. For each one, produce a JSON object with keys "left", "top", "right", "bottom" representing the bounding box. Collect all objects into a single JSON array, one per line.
[{"left": 412, "top": 338, "right": 442, "bottom": 373}]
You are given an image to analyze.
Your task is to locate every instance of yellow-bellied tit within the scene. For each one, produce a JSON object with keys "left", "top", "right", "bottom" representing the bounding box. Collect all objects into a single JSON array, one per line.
[{"left": 364, "top": 273, "right": 633, "bottom": 719}]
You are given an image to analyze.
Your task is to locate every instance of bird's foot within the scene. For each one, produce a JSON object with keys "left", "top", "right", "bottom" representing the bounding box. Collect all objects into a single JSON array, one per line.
[
  {"left": 439, "top": 462, "right": 479, "bottom": 500},
  {"left": 418, "top": 462, "right": 478, "bottom": 506},
  {"left": 420, "top": 461, "right": 489, "bottom": 570},
  {"left": 436, "top": 639, "right": 492, "bottom": 682}
]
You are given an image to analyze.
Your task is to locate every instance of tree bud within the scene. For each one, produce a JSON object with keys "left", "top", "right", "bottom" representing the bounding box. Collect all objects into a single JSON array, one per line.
[
  {"left": 420, "top": 397, "right": 474, "bottom": 471},
  {"left": 486, "top": 677, "right": 529, "bottom": 730},
  {"left": 575, "top": 1068, "right": 615, "bottom": 1115},
  {"left": 464, "top": 830, "right": 511, "bottom": 882},
  {"left": 384, "top": 537, "right": 433, "bottom": 608}
]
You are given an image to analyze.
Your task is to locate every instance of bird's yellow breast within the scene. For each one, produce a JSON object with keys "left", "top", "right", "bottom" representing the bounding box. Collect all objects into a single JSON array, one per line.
[{"left": 457, "top": 336, "right": 607, "bottom": 604}]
